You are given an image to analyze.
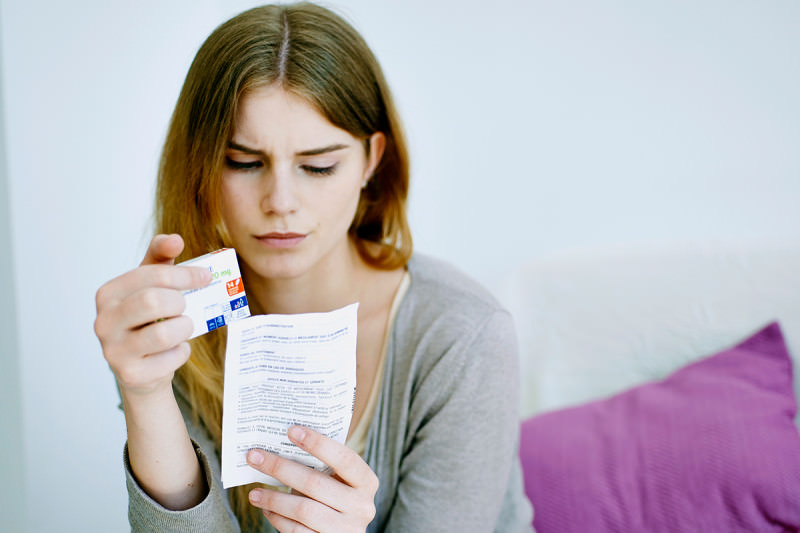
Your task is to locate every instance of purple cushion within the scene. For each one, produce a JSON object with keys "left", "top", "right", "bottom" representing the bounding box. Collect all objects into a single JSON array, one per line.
[{"left": 520, "top": 322, "right": 800, "bottom": 533}]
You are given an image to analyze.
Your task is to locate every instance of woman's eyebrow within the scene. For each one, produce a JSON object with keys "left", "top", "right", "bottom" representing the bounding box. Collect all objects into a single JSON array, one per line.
[
  {"left": 227, "top": 141, "right": 350, "bottom": 157},
  {"left": 296, "top": 143, "right": 349, "bottom": 156},
  {"left": 227, "top": 141, "right": 264, "bottom": 156}
]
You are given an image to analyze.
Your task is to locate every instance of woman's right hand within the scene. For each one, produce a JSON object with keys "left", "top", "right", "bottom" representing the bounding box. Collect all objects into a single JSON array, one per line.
[{"left": 94, "top": 234, "right": 212, "bottom": 397}]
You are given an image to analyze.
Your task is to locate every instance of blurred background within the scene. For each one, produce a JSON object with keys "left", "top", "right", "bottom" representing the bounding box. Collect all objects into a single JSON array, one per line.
[{"left": 1, "top": 1, "right": 798, "bottom": 531}]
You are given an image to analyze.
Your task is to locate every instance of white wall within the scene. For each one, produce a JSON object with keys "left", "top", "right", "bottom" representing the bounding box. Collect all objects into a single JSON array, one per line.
[
  {"left": 1, "top": 1, "right": 798, "bottom": 531},
  {"left": 0, "top": 5, "right": 24, "bottom": 529}
]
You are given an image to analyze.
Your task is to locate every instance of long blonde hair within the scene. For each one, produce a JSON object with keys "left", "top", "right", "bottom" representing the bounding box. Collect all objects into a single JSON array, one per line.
[{"left": 153, "top": 3, "right": 412, "bottom": 529}]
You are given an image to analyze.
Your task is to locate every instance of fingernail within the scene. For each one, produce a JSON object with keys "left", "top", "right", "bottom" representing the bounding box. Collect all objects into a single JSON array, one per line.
[
  {"left": 289, "top": 426, "right": 306, "bottom": 444},
  {"left": 248, "top": 449, "right": 264, "bottom": 465},
  {"left": 249, "top": 489, "right": 260, "bottom": 504}
]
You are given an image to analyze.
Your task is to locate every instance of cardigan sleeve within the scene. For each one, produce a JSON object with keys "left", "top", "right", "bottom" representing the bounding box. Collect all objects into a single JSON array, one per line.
[
  {"left": 124, "top": 439, "right": 241, "bottom": 533},
  {"left": 383, "top": 309, "right": 533, "bottom": 532},
  {"left": 122, "top": 384, "right": 244, "bottom": 533}
]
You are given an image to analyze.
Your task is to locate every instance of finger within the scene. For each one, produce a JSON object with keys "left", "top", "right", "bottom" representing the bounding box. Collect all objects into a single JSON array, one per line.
[
  {"left": 260, "top": 511, "right": 312, "bottom": 533},
  {"left": 96, "top": 264, "right": 211, "bottom": 311},
  {"left": 125, "top": 315, "right": 194, "bottom": 358},
  {"left": 114, "top": 341, "right": 192, "bottom": 393},
  {"left": 246, "top": 449, "right": 352, "bottom": 509},
  {"left": 141, "top": 234, "right": 184, "bottom": 266},
  {"left": 138, "top": 264, "right": 212, "bottom": 291},
  {"left": 125, "top": 264, "right": 212, "bottom": 298},
  {"left": 248, "top": 487, "right": 344, "bottom": 533},
  {"left": 288, "top": 427, "right": 378, "bottom": 493},
  {"left": 112, "top": 287, "right": 188, "bottom": 331}
]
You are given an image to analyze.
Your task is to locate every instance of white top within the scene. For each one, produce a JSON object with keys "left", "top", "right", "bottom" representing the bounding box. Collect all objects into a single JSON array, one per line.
[{"left": 346, "top": 271, "right": 410, "bottom": 456}]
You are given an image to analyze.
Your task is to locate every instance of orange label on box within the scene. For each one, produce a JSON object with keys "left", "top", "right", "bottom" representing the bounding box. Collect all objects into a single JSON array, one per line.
[{"left": 227, "top": 278, "right": 244, "bottom": 297}]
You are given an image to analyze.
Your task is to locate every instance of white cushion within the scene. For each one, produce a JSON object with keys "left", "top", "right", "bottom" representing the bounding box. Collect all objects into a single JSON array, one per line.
[{"left": 500, "top": 241, "right": 800, "bottom": 422}]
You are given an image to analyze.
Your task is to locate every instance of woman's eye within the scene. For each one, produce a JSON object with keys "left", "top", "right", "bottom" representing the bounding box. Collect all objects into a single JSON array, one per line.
[
  {"left": 225, "top": 157, "right": 262, "bottom": 171},
  {"left": 302, "top": 164, "right": 337, "bottom": 177}
]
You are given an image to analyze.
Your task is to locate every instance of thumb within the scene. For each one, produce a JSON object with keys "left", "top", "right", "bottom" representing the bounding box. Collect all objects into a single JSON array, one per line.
[{"left": 140, "top": 234, "right": 185, "bottom": 266}]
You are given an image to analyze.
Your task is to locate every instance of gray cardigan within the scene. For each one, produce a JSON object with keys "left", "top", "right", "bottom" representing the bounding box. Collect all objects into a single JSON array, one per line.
[{"left": 125, "top": 254, "right": 534, "bottom": 532}]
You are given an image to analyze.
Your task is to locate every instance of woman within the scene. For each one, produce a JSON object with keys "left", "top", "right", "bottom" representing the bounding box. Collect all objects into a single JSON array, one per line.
[{"left": 94, "top": 3, "right": 533, "bottom": 532}]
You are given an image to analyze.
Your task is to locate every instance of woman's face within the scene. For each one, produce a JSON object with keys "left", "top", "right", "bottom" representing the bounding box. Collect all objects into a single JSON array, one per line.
[{"left": 220, "top": 85, "right": 383, "bottom": 283}]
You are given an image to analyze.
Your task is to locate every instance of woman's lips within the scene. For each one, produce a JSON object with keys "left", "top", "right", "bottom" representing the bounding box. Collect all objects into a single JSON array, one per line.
[{"left": 255, "top": 232, "right": 307, "bottom": 249}]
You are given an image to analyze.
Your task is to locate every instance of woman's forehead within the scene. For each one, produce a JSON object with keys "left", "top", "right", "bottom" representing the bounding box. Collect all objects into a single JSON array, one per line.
[{"left": 232, "top": 86, "right": 356, "bottom": 153}]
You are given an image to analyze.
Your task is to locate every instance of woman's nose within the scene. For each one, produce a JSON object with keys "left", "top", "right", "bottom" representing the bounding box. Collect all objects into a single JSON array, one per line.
[{"left": 260, "top": 167, "right": 299, "bottom": 216}]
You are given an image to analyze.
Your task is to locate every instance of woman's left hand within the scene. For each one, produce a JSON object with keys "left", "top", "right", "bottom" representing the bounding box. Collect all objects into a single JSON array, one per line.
[{"left": 246, "top": 426, "right": 378, "bottom": 532}]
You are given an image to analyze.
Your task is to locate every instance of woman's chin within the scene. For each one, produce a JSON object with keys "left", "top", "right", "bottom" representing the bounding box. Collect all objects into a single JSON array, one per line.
[{"left": 244, "top": 255, "right": 312, "bottom": 282}]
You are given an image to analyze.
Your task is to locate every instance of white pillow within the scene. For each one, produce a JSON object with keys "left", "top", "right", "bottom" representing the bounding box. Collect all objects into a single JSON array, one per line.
[{"left": 500, "top": 241, "right": 800, "bottom": 422}]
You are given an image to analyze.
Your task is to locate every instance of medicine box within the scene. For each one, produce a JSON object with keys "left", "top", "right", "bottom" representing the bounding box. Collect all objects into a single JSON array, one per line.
[{"left": 179, "top": 248, "right": 251, "bottom": 339}]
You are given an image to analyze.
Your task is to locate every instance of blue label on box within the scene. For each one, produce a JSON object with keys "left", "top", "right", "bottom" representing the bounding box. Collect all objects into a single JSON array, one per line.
[
  {"left": 231, "top": 295, "right": 248, "bottom": 311},
  {"left": 206, "top": 315, "right": 226, "bottom": 331}
]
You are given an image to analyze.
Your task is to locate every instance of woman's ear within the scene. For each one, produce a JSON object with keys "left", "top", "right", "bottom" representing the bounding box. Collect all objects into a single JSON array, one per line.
[{"left": 364, "top": 132, "right": 386, "bottom": 182}]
